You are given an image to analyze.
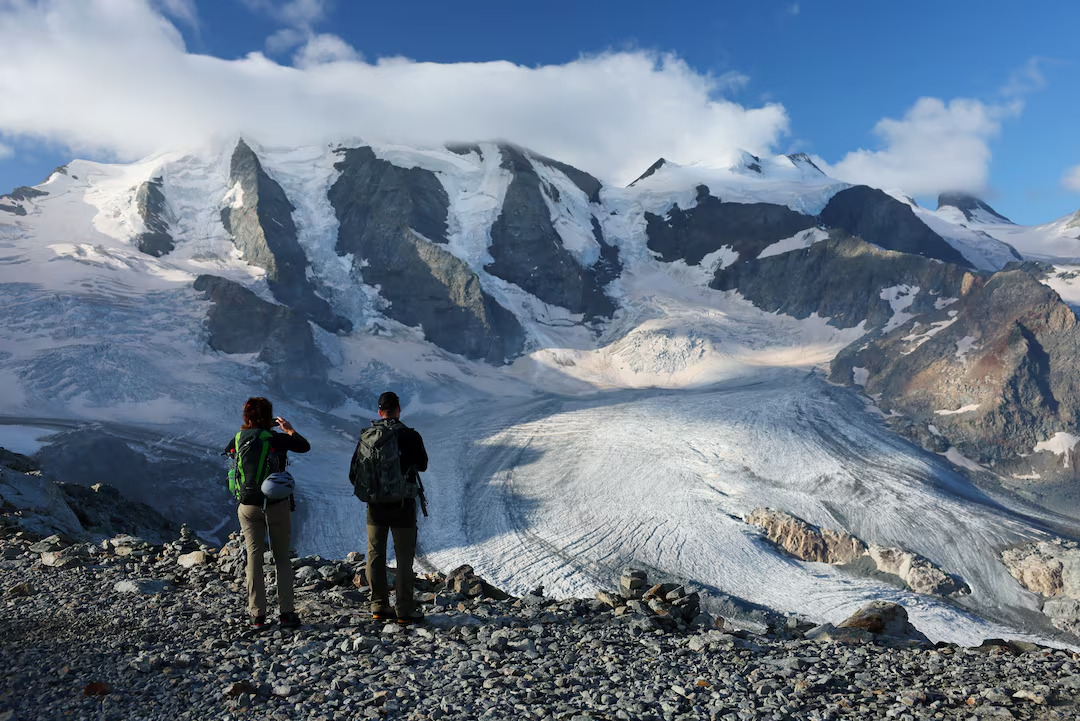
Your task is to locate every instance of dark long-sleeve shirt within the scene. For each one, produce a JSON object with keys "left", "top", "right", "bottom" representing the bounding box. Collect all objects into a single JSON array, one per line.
[
  {"left": 367, "top": 421, "right": 428, "bottom": 528},
  {"left": 226, "top": 429, "right": 310, "bottom": 506}
]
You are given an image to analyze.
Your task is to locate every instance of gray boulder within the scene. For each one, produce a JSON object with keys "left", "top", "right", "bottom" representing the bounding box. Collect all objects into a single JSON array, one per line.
[{"left": 808, "top": 601, "right": 930, "bottom": 645}]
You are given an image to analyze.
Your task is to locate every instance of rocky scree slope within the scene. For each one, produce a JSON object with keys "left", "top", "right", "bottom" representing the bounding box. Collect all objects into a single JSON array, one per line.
[{"left": 5, "top": 521, "right": 1080, "bottom": 721}]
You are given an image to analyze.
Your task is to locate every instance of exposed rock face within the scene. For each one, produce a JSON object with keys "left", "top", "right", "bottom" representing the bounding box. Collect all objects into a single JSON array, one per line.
[
  {"left": 646, "top": 185, "right": 817, "bottom": 266},
  {"left": 786, "top": 153, "right": 825, "bottom": 174},
  {"left": 529, "top": 151, "right": 604, "bottom": 204},
  {"left": 1, "top": 454, "right": 180, "bottom": 543},
  {"left": 330, "top": 146, "right": 525, "bottom": 364},
  {"left": 485, "top": 145, "right": 616, "bottom": 319},
  {"left": 1001, "top": 540, "right": 1080, "bottom": 635},
  {"left": 746, "top": 508, "right": 966, "bottom": 596},
  {"left": 745, "top": 507, "right": 867, "bottom": 564},
  {"left": 820, "top": 186, "right": 973, "bottom": 267},
  {"left": 831, "top": 268, "right": 1080, "bottom": 472},
  {"left": 0, "top": 466, "right": 83, "bottom": 538},
  {"left": 713, "top": 233, "right": 976, "bottom": 330},
  {"left": 629, "top": 157, "right": 667, "bottom": 186},
  {"left": 193, "top": 274, "right": 341, "bottom": 405},
  {"left": 133, "top": 179, "right": 174, "bottom": 257},
  {"left": 868, "top": 545, "right": 967, "bottom": 596},
  {"left": 938, "top": 192, "right": 1013, "bottom": 224},
  {"left": 0, "top": 185, "right": 47, "bottom": 215},
  {"left": 221, "top": 139, "right": 349, "bottom": 334},
  {"left": 1002, "top": 541, "right": 1080, "bottom": 598}
]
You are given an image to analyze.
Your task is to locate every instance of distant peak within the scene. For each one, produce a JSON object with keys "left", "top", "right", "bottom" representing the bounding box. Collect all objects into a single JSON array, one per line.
[
  {"left": 937, "top": 192, "right": 1012, "bottom": 224},
  {"left": 629, "top": 158, "right": 667, "bottom": 187},
  {"left": 731, "top": 150, "right": 762, "bottom": 175},
  {"left": 786, "top": 153, "right": 825, "bottom": 175}
]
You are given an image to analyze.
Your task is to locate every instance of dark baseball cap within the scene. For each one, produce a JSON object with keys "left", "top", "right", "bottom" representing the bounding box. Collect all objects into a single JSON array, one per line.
[{"left": 377, "top": 391, "right": 400, "bottom": 410}]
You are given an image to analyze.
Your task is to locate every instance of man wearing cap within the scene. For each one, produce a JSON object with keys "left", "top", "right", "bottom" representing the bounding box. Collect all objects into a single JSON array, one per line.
[{"left": 366, "top": 391, "right": 429, "bottom": 624}]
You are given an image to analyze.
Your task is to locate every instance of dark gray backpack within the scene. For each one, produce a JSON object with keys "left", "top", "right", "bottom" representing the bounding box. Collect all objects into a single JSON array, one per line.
[{"left": 348, "top": 419, "right": 418, "bottom": 504}]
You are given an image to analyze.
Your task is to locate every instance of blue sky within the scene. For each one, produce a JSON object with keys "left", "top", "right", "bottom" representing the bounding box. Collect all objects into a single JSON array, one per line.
[{"left": 1, "top": 0, "right": 1079, "bottom": 224}]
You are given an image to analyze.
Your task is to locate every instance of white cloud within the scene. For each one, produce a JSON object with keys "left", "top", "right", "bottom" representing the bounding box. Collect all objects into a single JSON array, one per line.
[
  {"left": 1000, "top": 57, "right": 1047, "bottom": 101},
  {"left": 240, "top": 0, "right": 330, "bottom": 28},
  {"left": 0, "top": 141, "right": 13, "bottom": 160},
  {"left": 292, "top": 32, "right": 362, "bottom": 68},
  {"left": 1063, "top": 165, "right": 1080, "bottom": 193},
  {"left": 825, "top": 97, "right": 1008, "bottom": 196},
  {"left": 0, "top": 0, "right": 789, "bottom": 185},
  {"left": 152, "top": 0, "right": 198, "bottom": 29}
]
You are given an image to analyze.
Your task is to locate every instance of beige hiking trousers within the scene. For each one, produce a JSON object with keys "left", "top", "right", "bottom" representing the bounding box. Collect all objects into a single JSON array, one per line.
[{"left": 238, "top": 501, "right": 294, "bottom": 617}]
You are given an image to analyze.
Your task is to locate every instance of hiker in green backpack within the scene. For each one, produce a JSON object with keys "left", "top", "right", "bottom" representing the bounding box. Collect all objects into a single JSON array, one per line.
[
  {"left": 349, "top": 391, "right": 429, "bottom": 624},
  {"left": 225, "top": 396, "right": 310, "bottom": 630}
]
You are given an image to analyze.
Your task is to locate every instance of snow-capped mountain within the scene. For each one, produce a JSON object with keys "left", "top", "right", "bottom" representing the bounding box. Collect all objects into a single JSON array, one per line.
[{"left": 4, "top": 138, "right": 1080, "bottom": 645}]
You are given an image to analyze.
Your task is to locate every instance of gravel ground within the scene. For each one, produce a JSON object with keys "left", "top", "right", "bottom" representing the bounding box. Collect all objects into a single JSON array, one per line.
[{"left": 2, "top": 526, "right": 1080, "bottom": 721}]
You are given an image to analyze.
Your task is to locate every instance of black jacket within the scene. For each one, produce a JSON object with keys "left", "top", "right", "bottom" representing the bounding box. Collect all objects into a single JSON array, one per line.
[
  {"left": 225, "top": 429, "right": 311, "bottom": 506},
  {"left": 367, "top": 419, "right": 428, "bottom": 527}
]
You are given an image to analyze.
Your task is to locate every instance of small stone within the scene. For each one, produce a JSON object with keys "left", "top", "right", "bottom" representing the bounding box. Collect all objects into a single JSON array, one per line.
[
  {"left": 225, "top": 681, "right": 257, "bottom": 697},
  {"left": 177, "top": 551, "right": 208, "bottom": 568},
  {"left": 1012, "top": 689, "right": 1046, "bottom": 704},
  {"left": 83, "top": 682, "right": 110, "bottom": 696},
  {"left": 4, "top": 582, "right": 32, "bottom": 597},
  {"left": 595, "top": 590, "right": 621, "bottom": 607},
  {"left": 114, "top": 579, "right": 169, "bottom": 595},
  {"left": 272, "top": 684, "right": 292, "bottom": 697}
]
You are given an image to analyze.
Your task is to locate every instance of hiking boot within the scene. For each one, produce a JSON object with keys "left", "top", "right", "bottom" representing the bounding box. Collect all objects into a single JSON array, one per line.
[
  {"left": 250, "top": 614, "right": 268, "bottom": 630},
  {"left": 279, "top": 612, "right": 301, "bottom": 628},
  {"left": 371, "top": 609, "right": 394, "bottom": 622},
  {"left": 396, "top": 610, "right": 425, "bottom": 625}
]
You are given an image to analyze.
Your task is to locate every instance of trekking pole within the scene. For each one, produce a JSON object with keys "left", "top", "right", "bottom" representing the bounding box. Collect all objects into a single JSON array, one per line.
[{"left": 417, "top": 475, "right": 429, "bottom": 518}]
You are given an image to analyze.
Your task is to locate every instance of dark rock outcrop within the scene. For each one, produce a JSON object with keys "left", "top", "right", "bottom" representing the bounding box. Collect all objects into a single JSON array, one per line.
[
  {"left": 485, "top": 145, "right": 616, "bottom": 319},
  {"left": 528, "top": 151, "right": 603, "bottom": 204},
  {"left": 646, "top": 185, "right": 817, "bottom": 266},
  {"left": 30, "top": 431, "right": 219, "bottom": 542},
  {"left": 330, "top": 146, "right": 525, "bottom": 364},
  {"left": 938, "top": 192, "right": 1013, "bottom": 224},
  {"left": 1, "top": 186, "right": 47, "bottom": 215},
  {"left": 629, "top": 158, "right": 667, "bottom": 186},
  {"left": 820, "top": 186, "right": 972, "bottom": 267},
  {"left": 133, "top": 179, "right": 174, "bottom": 257},
  {"left": 712, "top": 233, "right": 977, "bottom": 330},
  {"left": 193, "top": 274, "right": 341, "bottom": 405},
  {"left": 221, "top": 139, "right": 350, "bottom": 334},
  {"left": 786, "top": 153, "right": 825, "bottom": 174}
]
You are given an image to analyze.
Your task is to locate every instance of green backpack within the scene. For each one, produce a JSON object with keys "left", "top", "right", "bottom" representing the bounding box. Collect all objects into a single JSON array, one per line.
[
  {"left": 348, "top": 419, "right": 418, "bottom": 504},
  {"left": 228, "top": 429, "right": 276, "bottom": 501}
]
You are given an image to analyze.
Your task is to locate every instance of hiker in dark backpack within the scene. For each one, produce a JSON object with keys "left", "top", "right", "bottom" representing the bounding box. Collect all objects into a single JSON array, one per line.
[
  {"left": 225, "top": 396, "right": 310, "bottom": 630},
  {"left": 348, "top": 391, "right": 428, "bottom": 624}
]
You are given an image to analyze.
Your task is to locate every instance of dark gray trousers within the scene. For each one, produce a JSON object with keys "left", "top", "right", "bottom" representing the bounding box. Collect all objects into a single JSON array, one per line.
[{"left": 366, "top": 524, "right": 416, "bottom": 616}]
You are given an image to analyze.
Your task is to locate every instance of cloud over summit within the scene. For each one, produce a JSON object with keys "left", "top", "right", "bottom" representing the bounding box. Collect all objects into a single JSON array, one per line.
[{"left": 0, "top": 0, "right": 788, "bottom": 185}]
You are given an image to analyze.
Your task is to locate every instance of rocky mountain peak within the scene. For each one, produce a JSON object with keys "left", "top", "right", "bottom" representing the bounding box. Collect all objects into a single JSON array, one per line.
[
  {"left": 628, "top": 157, "right": 667, "bottom": 186},
  {"left": 937, "top": 192, "right": 1013, "bottom": 224}
]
